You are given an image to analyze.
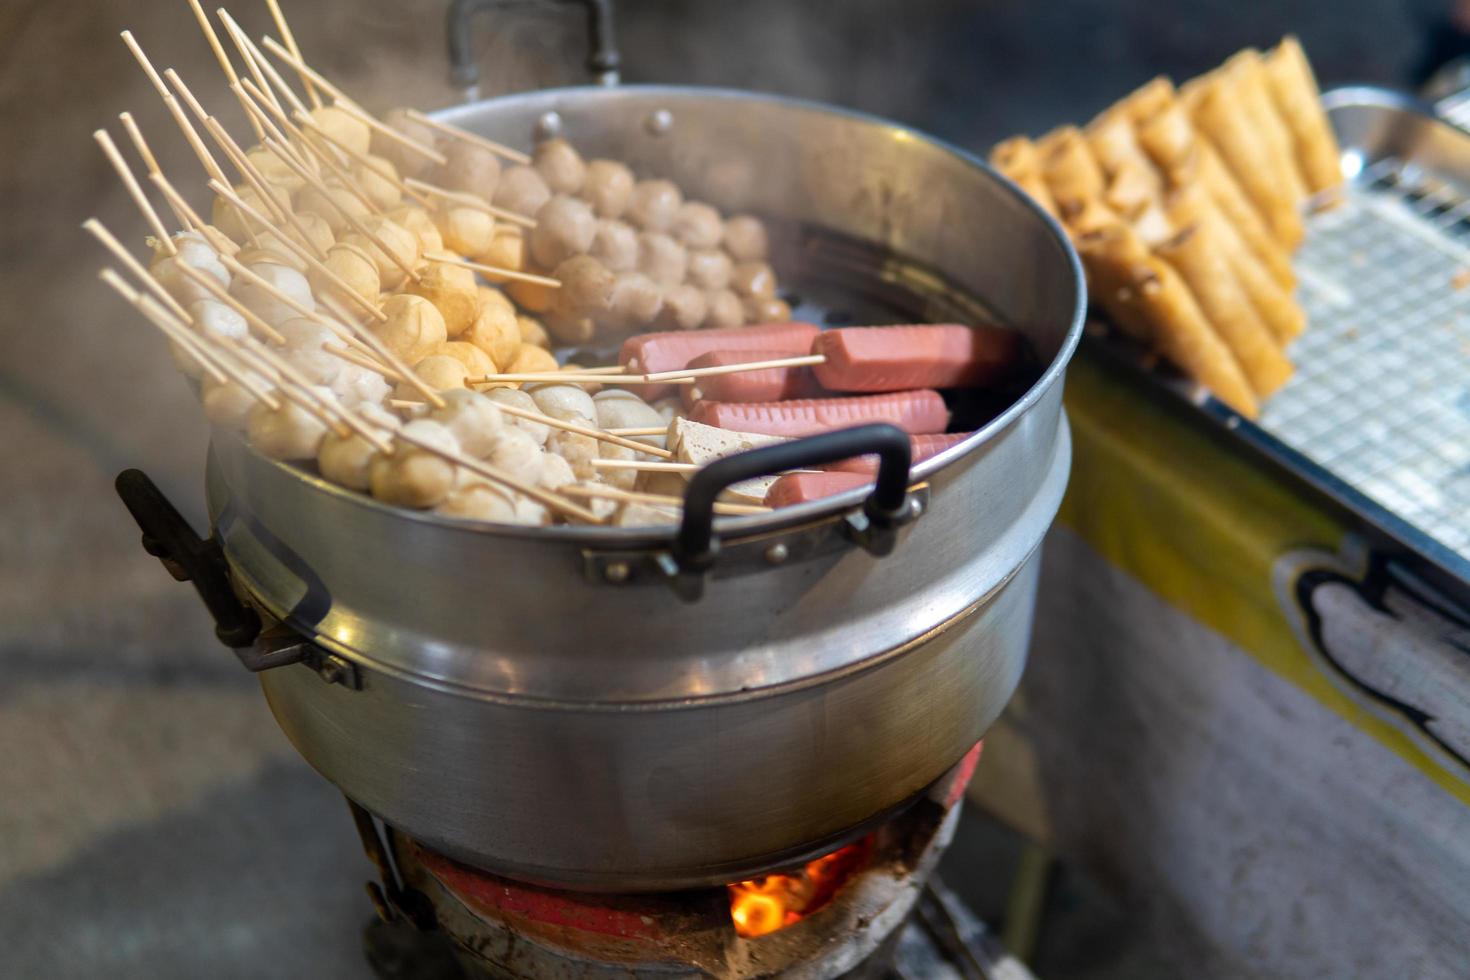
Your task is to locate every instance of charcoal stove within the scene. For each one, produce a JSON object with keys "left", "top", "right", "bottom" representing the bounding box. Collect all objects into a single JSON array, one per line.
[{"left": 351, "top": 745, "right": 1030, "bottom": 980}]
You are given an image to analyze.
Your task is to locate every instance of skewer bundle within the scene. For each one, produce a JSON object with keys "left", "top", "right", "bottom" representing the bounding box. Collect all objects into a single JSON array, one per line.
[
  {"left": 90, "top": 2, "right": 797, "bottom": 527},
  {"left": 990, "top": 38, "right": 1342, "bottom": 418}
]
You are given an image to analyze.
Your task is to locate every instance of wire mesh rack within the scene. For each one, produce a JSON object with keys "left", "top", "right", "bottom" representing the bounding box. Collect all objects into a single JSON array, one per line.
[{"left": 1261, "top": 158, "right": 1470, "bottom": 561}]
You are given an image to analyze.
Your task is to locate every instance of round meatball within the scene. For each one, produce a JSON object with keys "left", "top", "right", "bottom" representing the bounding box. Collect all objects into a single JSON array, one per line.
[
  {"left": 637, "top": 232, "right": 687, "bottom": 287},
  {"left": 330, "top": 363, "right": 392, "bottom": 409},
  {"left": 399, "top": 354, "right": 468, "bottom": 401},
  {"left": 487, "top": 426, "right": 545, "bottom": 485},
  {"left": 544, "top": 312, "right": 596, "bottom": 346},
  {"left": 482, "top": 387, "right": 549, "bottom": 444},
  {"left": 686, "top": 248, "right": 733, "bottom": 290},
  {"left": 552, "top": 255, "right": 614, "bottom": 319},
  {"left": 538, "top": 451, "right": 575, "bottom": 490},
  {"left": 406, "top": 261, "right": 479, "bottom": 337},
  {"left": 296, "top": 181, "right": 373, "bottom": 236},
  {"left": 437, "top": 482, "right": 518, "bottom": 523},
  {"left": 247, "top": 146, "right": 306, "bottom": 194},
  {"left": 703, "top": 288, "right": 744, "bottom": 328},
  {"left": 247, "top": 391, "right": 332, "bottom": 461},
  {"left": 743, "top": 295, "right": 793, "bottom": 324},
  {"left": 153, "top": 247, "right": 231, "bottom": 307},
  {"left": 493, "top": 164, "right": 552, "bottom": 217},
  {"left": 580, "top": 159, "right": 634, "bottom": 217},
  {"left": 318, "top": 403, "right": 401, "bottom": 490},
  {"left": 593, "top": 389, "right": 666, "bottom": 437},
  {"left": 429, "top": 388, "right": 504, "bottom": 458},
  {"left": 435, "top": 341, "right": 496, "bottom": 377},
  {"left": 354, "top": 154, "right": 403, "bottom": 210},
  {"left": 232, "top": 260, "right": 313, "bottom": 326},
  {"left": 311, "top": 242, "right": 380, "bottom": 311},
  {"left": 375, "top": 293, "right": 448, "bottom": 364},
  {"left": 376, "top": 108, "right": 440, "bottom": 180},
  {"left": 533, "top": 138, "right": 586, "bottom": 195},
  {"left": 508, "top": 344, "right": 559, "bottom": 374},
  {"left": 731, "top": 261, "right": 777, "bottom": 299},
  {"left": 723, "top": 214, "right": 769, "bottom": 262},
  {"left": 479, "top": 227, "right": 524, "bottom": 275},
  {"left": 672, "top": 201, "right": 724, "bottom": 249},
  {"left": 202, "top": 373, "right": 272, "bottom": 431},
  {"left": 189, "top": 299, "right": 249, "bottom": 343},
  {"left": 547, "top": 426, "right": 599, "bottom": 481},
  {"left": 625, "top": 179, "right": 682, "bottom": 232},
  {"left": 528, "top": 383, "right": 596, "bottom": 423},
  {"left": 530, "top": 195, "right": 597, "bottom": 269},
  {"left": 597, "top": 442, "right": 640, "bottom": 490},
  {"left": 440, "top": 140, "right": 501, "bottom": 200},
  {"left": 506, "top": 278, "right": 556, "bottom": 314},
  {"left": 607, "top": 271, "right": 663, "bottom": 328},
  {"left": 516, "top": 315, "right": 551, "bottom": 349},
  {"left": 437, "top": 205, "right": 495, "bottom": 259},
  {"left": 464, "top": 299, "right": 521, "bottom": 372},
  {"left": 656, "top": 283, "right": 707, "bottom": 331},
  {"left": 343, "top": 217, "right": 419, "bottom": 290},
  {"left": 370, "top": 419, "right": 460, "bottom": 508},
  {"left": 309, "top": 105, "right": 372, "bottom": 156},
  {"left": 589, "top": 219, "right": 639, "bottom": 272},
  {"left": 386, "top": 206, "right": 443, "bottom": 255}
]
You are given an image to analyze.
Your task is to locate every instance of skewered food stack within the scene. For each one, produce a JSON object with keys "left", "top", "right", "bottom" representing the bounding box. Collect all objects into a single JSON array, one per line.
[
  {"left": 990, "top": 37, "right": 1341, "bottom": 418},
  {"left": 90, "top": 2, "right": 1031, "bottom": 529}
]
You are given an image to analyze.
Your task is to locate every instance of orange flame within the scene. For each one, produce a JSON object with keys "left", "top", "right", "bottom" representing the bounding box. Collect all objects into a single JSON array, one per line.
[{"left": 728, "top": 837, "right": 873, "bottom": 939}]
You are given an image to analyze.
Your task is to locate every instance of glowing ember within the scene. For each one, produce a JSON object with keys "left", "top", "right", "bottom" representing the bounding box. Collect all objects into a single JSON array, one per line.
[{"left": 728, "top": 837, "right": 874, "bottom": 938}]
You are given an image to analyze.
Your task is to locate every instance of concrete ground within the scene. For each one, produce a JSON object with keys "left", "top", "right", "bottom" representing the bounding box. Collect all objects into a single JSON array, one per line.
[{"left": 0, "top": 0, "right": 1446, "bottom": 976}]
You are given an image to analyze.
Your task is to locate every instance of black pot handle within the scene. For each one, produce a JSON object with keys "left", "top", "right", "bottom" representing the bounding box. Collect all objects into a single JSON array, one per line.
[
  {"left": 448, "top": 0, "right": 620, "bottom": 97},
  {"left": 668, "top": 424, "right": 918, "bottom": 601},
  {"left": 115, "top": 469, "right": 261, "bottom": 649}
]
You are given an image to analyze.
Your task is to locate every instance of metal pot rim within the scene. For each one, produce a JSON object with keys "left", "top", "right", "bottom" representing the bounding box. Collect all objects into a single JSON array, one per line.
[{"left": 230, "top": 83, "right": 1085, "bottom": 545}]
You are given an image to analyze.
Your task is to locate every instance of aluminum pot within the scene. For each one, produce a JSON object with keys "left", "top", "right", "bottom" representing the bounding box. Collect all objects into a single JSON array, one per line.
[{"left": 178, "top": 85, "right": 1084, "bottom": 891}]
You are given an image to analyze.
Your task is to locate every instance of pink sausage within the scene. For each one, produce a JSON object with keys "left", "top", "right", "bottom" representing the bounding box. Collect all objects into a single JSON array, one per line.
[
  {"left": 820, "top": 431, "right": 974, "bottom": 475},
  {"left": 766, "top": 471, "right": 874, "bottom": 508},
  {"left": 811, "top": 325, "right": 1023, "bottom": 392},
  {"left": 689, "top": 389, "right": 948, "bottom": 438},
  {"left": 682, "top": 349, "right": 829, "bottom": 408},
  {"left": 621, "top": 321, "right": 821, "bottom": 399}
]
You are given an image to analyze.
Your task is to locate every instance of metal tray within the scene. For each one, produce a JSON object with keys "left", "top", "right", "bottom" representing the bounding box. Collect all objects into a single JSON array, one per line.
[{"left": 1091, "top": 86, "right": 1470, "bottom": 589}]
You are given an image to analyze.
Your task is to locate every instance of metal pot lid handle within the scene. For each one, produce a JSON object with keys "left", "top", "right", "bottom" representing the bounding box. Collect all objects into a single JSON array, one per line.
[
  {"left": 448, "top": 0, "right": 620, "bottom": 99},
  {"left": 668, "top": 424, "right": 918, "bottom": 602}
]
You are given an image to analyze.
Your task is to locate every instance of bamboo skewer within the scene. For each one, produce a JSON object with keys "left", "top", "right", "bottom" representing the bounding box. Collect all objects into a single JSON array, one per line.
[
  {"left": 604, "top": 426, "right": 667, "bottom": 436},
  {"left": 590, "top": 459, "right": 699, "bottom": 473},
  {"left": 117, "top": 113, "right": 193, "bottom": 232},
  {"left": 235, "top": 337, "right": 356, "bottom": 441},
  {"left": 256, "top": 36, "right": 448, "bottom": 167},
  {"left": 120, "top": 31, "right": 230, "bottom": 186},
  {"left": 389, "top": 398, "right": 675, "bottom": 459},
  {"left": 216, "top": 9, "right": 297, "bottom": 118},
  {"left": 468, "top": 372, "right": 693, "bottom": 386},
  {"left": 99, "top": 268, "right": 229, "bottom": 388},
  {"left": 148, "top": 172, "right": 239, "bottom": 254},
  {"left": 209, "top": 178, "right": 387, "bottom": 322},
  {"left": 94, "top": 129, "right": 177, "bottom": 255},
  {"left": 421, "top": 252, "right": 559, "bottom": 288},
  {"left": 403, "top": 178, "right": 537, "bottom": 227},
  {"left": 401, "top": 108, "right": 530, "bottom": 165},
  {"left": 83, "top": 218, "right": 192, "bottom": 322},
  {"left": 184, "top": 0, "right": 266, "bottom": 141},
  {"left": 559, "top": 483, "right": 771, "bottom": 516},
  {"left": 264, "top": 0, "right": 322, "bottom": 109},
  {"left": 642, "top": 353, "right": 826, "bottom": 383},
  {"left": 233, "top": 80, "right": 319, "bottom": 178},
  {"left": 202, "top": 114, "right": 322, "bottom": 255}
]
